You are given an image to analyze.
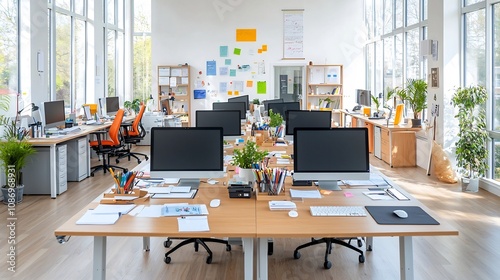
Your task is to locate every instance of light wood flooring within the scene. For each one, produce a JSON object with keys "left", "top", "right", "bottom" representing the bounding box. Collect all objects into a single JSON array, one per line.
[{"left": 1, "top": 146, "right": 500, "bottom": 280}]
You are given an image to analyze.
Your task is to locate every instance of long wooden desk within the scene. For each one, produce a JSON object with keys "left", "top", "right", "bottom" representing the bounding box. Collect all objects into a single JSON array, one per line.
[{"left": 26, "top": 121, "right": 117, "bottom": 198}]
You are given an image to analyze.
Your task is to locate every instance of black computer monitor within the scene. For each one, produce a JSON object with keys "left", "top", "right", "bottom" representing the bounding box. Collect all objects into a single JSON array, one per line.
[
  {"left": 285, "top": 110, "right": 332, "bottom": 136},
  {"left": 150, "top": 127, "right": 224, "bottom": 188},
  {"left": 196, "top": 110, "right": 242, "bottom": 140},
  {"left": 262, "top": 98, "right": 284, "bottom": 113},
  {"left": 40, "top": 100, "right": 66, "bottom": 129},
  {"left": 268, "top": 101, "right": 300, "bottom": 118},
  {"left": 356, "top": 90, "right": 371, "bottom": 107},
  {"left": 105, "top": 96, "right": 120, "bottom": 117},
  {"left": 212, "top": 102, "right": 246, "bottom": 120},
  {"left": 293, "top": 128, "right": 370, "bottom": 191},
  {"left": 228, "top": 95, "right": 249, "bottom": 111}
]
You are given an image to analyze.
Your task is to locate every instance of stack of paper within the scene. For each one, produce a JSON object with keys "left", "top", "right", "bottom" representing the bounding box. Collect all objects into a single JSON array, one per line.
[
  {"left": 178, "top": 216, "right": 210, "bottom": 232},
  {"left": 161, "top": 204, "right": 209, "bottom": 216},
  {"left": 290, "top": 189, "right": 322, "bottom": 199},
  {"left": 76, "top": 210, "right": 120, "bottom": 225},
  {"left": 269, "top": 201, "right": 296, "bottom": 210}
]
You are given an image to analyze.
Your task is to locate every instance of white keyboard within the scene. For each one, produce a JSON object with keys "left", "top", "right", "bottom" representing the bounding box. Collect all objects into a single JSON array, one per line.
[
  {"left": 310, "top": 206, "right": 367, "bottom": 217},
  {"left": 61, "top": 126, "right": 81, "bottom": 133},
  {"left": 85, "top": 120, "right": 96, "bottom": 125}
]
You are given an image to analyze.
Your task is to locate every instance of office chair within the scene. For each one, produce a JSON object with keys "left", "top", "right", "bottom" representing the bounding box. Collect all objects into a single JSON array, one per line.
[
  {"left": 293, "top": 237, "right": 365, "bottom": 269},
  {"left": 89, "top": 109, "right": 128, "bottom": 176},
  {"left": 116, "top": 105, "right": 149, "bottom": 164},
  {"left": 163, "top": 237, "right": 231, "bottom": 264}
]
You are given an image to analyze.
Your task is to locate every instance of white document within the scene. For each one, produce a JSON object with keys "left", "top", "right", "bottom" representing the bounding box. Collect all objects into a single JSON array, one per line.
[
  {"left": 268, "top": 201, "right": 296, "bottom": 210},
  {"left": 290, "top": 189, "right": 322, "bottom": 199},
  {"left": 146, "top": 186, "right": 173, "bottom": 194},
  {"left": 158, "top": 67, "right": 170, "bottom": 76},
  {"left": 164, "top": 178, "right": 180, "bottom": 184},
  {"left": 92, "top": 204, "right": 136, "bottom": 215},
  {"left": 181, "top": 77, "right": 189, "bottom": 84},
  {"left": 363, "top": 191, "right": 394, "bottom": 200},
  {"left": 158, "top": 77, "right": 170, "bottom": 85},
  {"left": 178, "top": 216, "right": 210, "bottom": 232},
  {"left": 136, "top": 205, "right": 163, "bottom": 217},
  {"left": 128, "top": 205, "right": 145, "bottom": 216},
  {"left": 170, "top": 186, "right": 191, "bottom": 193},
  {"left": 152, "top": 189, "right": 197, "bottom": 199},
  {"left": 76, "top": 210, "right": 120, "bottom": 225},
  {"left": 170, "top": 77, "right": 177, "bottom": 87}
]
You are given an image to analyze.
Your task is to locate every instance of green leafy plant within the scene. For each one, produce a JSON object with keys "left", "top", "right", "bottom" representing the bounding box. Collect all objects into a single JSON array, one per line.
[
  {"left": 124, "top": 98, "right": 141, "bottom": 114},
  {"left": 451, "top": 85, "right": 488, "bottom": 179},
  {"left": 371, "top": 95, "right": 381, "bottom": 111},
  {"left": 319, "top": 97, "right": 333, "bottom": 108},
  {"left": 252, "top": 98, "right": 260, "bottom": 105},
  {"left": 268, "top": 109, "right": 283, "bottom": 127},
  {"left": 397, "top": 78, "right": 428, "bottom": 119},
  {"left": 0, "top": 138, "right": 36, "bottom": 188},
  {"left": 232, "top": 141, "right": 268, "bottom": 169}
]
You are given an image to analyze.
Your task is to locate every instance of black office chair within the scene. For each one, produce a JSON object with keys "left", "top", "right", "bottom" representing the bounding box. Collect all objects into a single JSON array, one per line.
[
  {"left": 293, "top": 237, "right": 365, "bottom": 269},
  {"left": 163, "top": 237, "right": 231, "bottom": 264}
]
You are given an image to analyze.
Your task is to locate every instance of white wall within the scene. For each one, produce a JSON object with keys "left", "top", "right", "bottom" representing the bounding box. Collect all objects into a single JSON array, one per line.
[{"left": 151, "top": 0, "right": 365, "bottom": 121}]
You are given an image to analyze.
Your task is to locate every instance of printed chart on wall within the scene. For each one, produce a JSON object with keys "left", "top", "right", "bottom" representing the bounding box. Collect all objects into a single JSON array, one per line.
[{"left": 283, "top": 9, "right": 304, "bottom": 59}]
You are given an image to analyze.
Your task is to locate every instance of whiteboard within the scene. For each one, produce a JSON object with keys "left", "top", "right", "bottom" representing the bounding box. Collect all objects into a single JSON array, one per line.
[{"left": 283, "top": 10, "right": 304, "bottom": 59}]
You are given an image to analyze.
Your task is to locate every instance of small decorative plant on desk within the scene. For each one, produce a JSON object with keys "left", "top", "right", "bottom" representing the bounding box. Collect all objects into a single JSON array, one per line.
[
  {"left": 370, "top": 95, "right": 382, "bottom": 117},
  {"left": 0, "top": 120, "right": 36, "bottom": 204},
  {"left": 232, "top": 141, "right": 268, "bottom": 182},
  {"left": 451, "top": 85, "right": 488, "bottom": 192},
  {"left": 397, "top": 78, "right": 428, "bottom": 127},
  {"left": 124, "top": 98, "right": 142, "bottom": 115},
  {"left": 250, "top": 98, "right": 260, "bottom": 113},
  {"left": 268, "top": 109, "right": 284, "bottom": 139}
]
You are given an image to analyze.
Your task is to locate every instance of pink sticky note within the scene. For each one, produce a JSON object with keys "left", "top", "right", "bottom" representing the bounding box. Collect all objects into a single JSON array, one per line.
[{"left": 344, "top": 192, "right": 354, "bottom": 198}]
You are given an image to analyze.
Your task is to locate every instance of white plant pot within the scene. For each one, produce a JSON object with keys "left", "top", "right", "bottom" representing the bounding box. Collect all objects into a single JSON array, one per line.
[
  {"left": 461, "top": 177, "right": 479, "bottom": 192},
  {"left": 238, "top": 168, "right": 255, "bottom": 183}
]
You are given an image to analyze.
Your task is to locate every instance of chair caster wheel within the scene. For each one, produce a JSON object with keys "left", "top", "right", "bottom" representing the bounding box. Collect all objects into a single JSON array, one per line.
[
  {"left": 226, "top": 244, "right": 231, "bottom": 251},
  {"left": 268, "top": 241, "right": 273, "bottom": 256},
  {"left": 359, "top": 255, "right": 365, "bottom": 263},
  {"left": 164, "top": 240, "right": 172, "bottom": 248},
  {"left": 137, "top": 160, "right": 141, "bottom": 164},
  {"left": 145, "top": 156, "right": 149, "bottom": 160},
  {"left": 164, "top": 256, "right": 171, "bottom": 264},
  {"left": 324, "top": 261, "right": 332, "bottom": 269},
  {"left": 367, "top": 245, "right": 373, "bottom": 251},
  {"left": 124, "top": 169, "right": 128, "bottom": 173},
  {"left": 115, "top": 159, "right": 120, "bottom": 164},
  {"left": 90, "top": 173, "right": 94, "bottom": 177},
  {"left": 206, "top": 256, "right": 212, "bottom": 264},
  {"left": 357, "top": 240, "right": 363, "bottom": 247},
  {"left": 293, "top": 251, "right": 301, "bottom": 259}
]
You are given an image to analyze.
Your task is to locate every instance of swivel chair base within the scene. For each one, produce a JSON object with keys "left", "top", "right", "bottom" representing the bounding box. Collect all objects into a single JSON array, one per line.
[
  {"left": 90, "top": 155, "right": 128, "bottom": 176},
  {"left": 293, "top": 238, "right": 365, "bottom": 269},
  {"left": 164, "top": 238, "right": 231, "bottom": 264}
]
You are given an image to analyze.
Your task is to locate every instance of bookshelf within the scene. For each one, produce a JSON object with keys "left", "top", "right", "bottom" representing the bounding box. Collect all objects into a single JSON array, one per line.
[
  {"left": 157, "top": 65, "right": 191, "bottom": 126},
  {"left": 305, "top": 64, "right": 343, "bottom": 126}
]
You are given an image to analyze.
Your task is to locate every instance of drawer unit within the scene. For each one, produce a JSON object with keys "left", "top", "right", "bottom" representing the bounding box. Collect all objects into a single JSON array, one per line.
[
  {"left": 380, "top": 128, "right": 390, "bottom": 164},
  {"left": 67, "top": 137, "right": 89, "bottom": 181},
  {"left": 57, "top": 144, "right": 67, "bottom": 194}
]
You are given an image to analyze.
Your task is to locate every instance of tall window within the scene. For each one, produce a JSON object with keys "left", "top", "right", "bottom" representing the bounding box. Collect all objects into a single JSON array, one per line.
[
  {"left": 55, "top": 12, "right": 71, "bottom": 110},
  {"left": 133, "top": 0, "right": 152, "bottom": 102},
  {"left": 0, "top": 0, "right": 19, "bottom": 108},
  {"left": 464, "top": 9, "right": 486, "bottom": 86},
  {"left": 492, "top": 3, "right": 500, "bottom": 180},
  {"left": 105, "top": 0, "right": 124, "bottom": 98}
]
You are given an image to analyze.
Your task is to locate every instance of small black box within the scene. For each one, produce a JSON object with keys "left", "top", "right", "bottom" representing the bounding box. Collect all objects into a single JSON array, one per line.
[{"left": 228, "top": 186, "right": 253, "bottom": 198}]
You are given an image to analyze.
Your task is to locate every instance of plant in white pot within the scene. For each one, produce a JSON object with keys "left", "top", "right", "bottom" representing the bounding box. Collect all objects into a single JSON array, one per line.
[
  {"left": 232, "top": 141, "right": 268, "bottom": 182},
  {"left": 268, "top": 109, "right": 284, "bottom": 138},
  {"left": 451, "top": 85, "right": 488, "bottom": 192}
]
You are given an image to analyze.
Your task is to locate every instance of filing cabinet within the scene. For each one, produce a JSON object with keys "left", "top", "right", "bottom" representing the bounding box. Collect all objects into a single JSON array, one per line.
[
  {"left": 57, "top": 144, "right": 67, "bottom": 194},
  {"left": 67, "top": 137, "right": 89, "bottom": 181}
]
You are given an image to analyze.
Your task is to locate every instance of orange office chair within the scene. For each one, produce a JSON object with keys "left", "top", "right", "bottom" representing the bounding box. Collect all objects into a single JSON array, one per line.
[
  {"left": 116, "top": 105, "right": 149, "bottom": 164},
  {"left": 89, "top": 109, "right": 128, "bottom": 176}
]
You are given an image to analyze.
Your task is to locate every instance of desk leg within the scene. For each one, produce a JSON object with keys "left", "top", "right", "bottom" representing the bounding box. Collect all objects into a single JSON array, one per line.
[
  {"left": 50, "top": 144, "right": 57, "bottom": 198},
  {"left": 143, "top": 237, "right": 150, "bottom": 251},
  {"left": 242, "top": 238, "right": 253, "bottom": 280},
  {"left": 399, "top": 236, "right": 413, "bottom": 280},
  {"left": 257, "top": 238, "right": 268, "bottom": 280},
  {"left": 366, "top": 236, "right": 373, "bottom": 251},
  {"left": 93, "top": 236, "right": 106, "bottom": 280}
]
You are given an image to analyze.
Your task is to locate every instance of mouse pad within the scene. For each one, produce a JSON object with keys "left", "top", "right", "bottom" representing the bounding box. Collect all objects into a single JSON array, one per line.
[{"left": 365, "top": 206, "right": 440, "bottom": 225}]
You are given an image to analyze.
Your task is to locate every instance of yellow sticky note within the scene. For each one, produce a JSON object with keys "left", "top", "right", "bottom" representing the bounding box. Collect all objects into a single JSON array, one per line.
[
  {"left": 234, "top": 91, "right": 239, "bottom": 96},
  {"left": 258, "top": 49, "right": 262, "bottom": 54},
  {"left": 228, "top": 91, "right": 233, "bottom": 96},
  {"left": 246, "top": 81, "right": 253, "bottom": 87},
  {"left": 236, "top": 29, "right": 257, "bottom": 42},
  {"left": 262, "top": 45, "right": 268, "bottom": 51}
]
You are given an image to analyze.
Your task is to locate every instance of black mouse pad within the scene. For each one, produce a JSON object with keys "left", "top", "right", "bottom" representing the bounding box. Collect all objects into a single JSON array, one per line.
[{"left": 365, "top": 206, "right": 440, "bottom": 225}]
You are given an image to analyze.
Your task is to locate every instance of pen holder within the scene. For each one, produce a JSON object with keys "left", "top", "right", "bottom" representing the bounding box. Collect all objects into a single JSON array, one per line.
[
  {"left": 255, "top": 182, "right": 286, "bottom": 201},
  {"left": 102, "top": 187, "right": 149, "bottom": 203}
]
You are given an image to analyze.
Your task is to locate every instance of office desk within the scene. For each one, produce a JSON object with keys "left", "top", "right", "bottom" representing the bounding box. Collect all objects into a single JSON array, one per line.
[
  {"left": 25, "top": 122, "right": 116, "bottom": 198},
  {"left": 54, "top": 182, "right": 256, "bottom": 280},
  {"left": 255, "top": 185, "right": 458, "bottom": 280}
]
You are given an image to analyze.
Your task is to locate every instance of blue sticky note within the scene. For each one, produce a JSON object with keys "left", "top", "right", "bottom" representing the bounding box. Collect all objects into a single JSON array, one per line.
[
  {"left": 194, "top": 89, "right": 206, "bottom": 99},
  {"left": 207, "top": 61, "right": 217, "bottom": 76},
  {"left": 230, "top": 69, "right": 236, "bottom": 77},
  {"left": 220, "top": 46, "right": 228, "bottom": 57}
]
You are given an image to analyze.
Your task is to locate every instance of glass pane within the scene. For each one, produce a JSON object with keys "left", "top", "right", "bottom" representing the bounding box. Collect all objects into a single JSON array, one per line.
[
  {"left": 406, "top": 28, "right": 420, "bottom": 79},
  {"left": 274, "top": 66, "right": 303, "bottom": 102},
  {"left": 133, "top": 35, "right": 152, "bottom": 101},
  {"left": 464, "top": 9, "right": 486, "bottom": 86},
  {"left": 116, "top": 31, "right": 124, "bottom": 99},
  {"left": 383, "top": 37, "right": 394, "bottom": 90},
  {"left": 134, "top": 0, "right": 151, "bottom": 33},
  {"left": 407, "top": 0, "right": 419, "bottom": 26},
  {"left": 383, "top": 0, "right": 393, "bottom": 34},
  {"left": 56, "top": 13, "right": 71, "bottom": 107},
  {"left": 495, "top": 139, "right": 500, "bottom": 181},
  {"left": 375, "top": 0, "right": 383, "bottom": 36},
  {"left": 422, "top": 27, "right": 428, "bottom": 79},
  {"left": 365, "top": 0, "right": 373, "bottom": 39},
  {"left": 423, "top": 0, "right": 428, "bottom": 20},
  {"left": 465, "top": 0, "right": 484, "bottom": 6},
  {"left": 56, "top": 0, "right": 70, "bottom": 10},
  {"left": 375, "top": 40, "right": 383, "bottom": 101},
  {"left": 394, "top": 33, "right": 403, "bottom": 88},
  {"left": 74, "top": 19, "right": 86, "bottom": 111},
  {"left": 107, "top": 0, "right": 115, "bottom": 24},
  {"left": 493, "top": 4, "right": 500, "bottom": 131},
  {"left": 74, "top": 0, "right": 85, "bottom": 15},
  {"left": 117, "top": 0, "right": 124, "bottom": 29},
  {"left": 367, "top": 43, "right": 374, "bottom": 91},
  {"left": 107, "top": 29, "right": 116, "bottom": 97},
  {"left": 0, "top": 0, "right": 19, "bottom": 101},
  {"left": 395, "top": 0, "right": 403, "bottom": 28}
]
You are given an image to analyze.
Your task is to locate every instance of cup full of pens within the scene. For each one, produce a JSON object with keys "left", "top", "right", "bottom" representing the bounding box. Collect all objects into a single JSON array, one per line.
[
  {"left": 253, "top": 167, "right": 287, "bottom": 195},
  {"left": 109, "top": 168, "right": 138, "bottom": 194}
]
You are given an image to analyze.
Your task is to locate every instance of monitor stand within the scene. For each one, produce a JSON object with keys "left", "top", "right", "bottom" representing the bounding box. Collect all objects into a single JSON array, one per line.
[
  {"left": 179, "top": 179, "right": 200, "bottom": 189},
  {"left": 318, "top": 180, "right": 342, "bottom": 191}
]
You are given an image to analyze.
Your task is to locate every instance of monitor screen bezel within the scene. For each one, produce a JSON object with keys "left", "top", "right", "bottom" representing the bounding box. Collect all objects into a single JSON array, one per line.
[
  {"left": 228, "top": 95, "right": 249, "bottom": 111},
  {"left": 268, "top": 101, "right": 300, "bottom": 118},
  {"left": 105, "top": 96, "right": 120, "bottom": 116},
  {"left": 263, "top": 98, "right": 284, "bottom": 112},
  {"left": 40, "top": 100, "right": 66, "bottom": 129},
  {"left": 285, "top": 110, "right": 332, "bottom": 136},
  {"left": 195, "top": 110, "right": 241, "bottom": 136},
  {"left": 356, "top": 89, "right": 371, "bottom": 107},
  {"left": 212, "top": 101, "right": 246, "bottom": 120}
]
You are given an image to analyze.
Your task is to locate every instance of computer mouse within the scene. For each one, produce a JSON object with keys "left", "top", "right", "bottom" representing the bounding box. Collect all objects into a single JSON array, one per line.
[
  {"left": 393, "top": 209, "right": 408, "bottom": 219},
  {"left": 288, "top": 210, "right": 298, "bottom": 218},
  {"left": 210, "top": 199, "right": 221, "bottom": 208}
]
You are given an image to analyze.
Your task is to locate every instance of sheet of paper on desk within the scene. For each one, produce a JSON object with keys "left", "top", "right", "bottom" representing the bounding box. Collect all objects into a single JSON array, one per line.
[
  {"left": 93, "top": 204, "right": 136, "bottom": 215},
  {"left": 146, "top": 186, "right": 173, "bottom": 194},
  {"left": 76, "top": 210, "right": 120, "bottom": 225},
  {"left": 341, "top": 174, "right": 388, "bottom": 187},
  {"left": 276, "top": 159, "right": 290, "bottom": 164},
  {"left": 170, "top": 186, "right": 191, "bottom": 193},
  {"left": 363, "top": 191, "right": 394, "bottom": 200},
  {"left": 152, "top": 189, "right": 197, "bottom": 199},
  {"left": 290, "top": 189, "right": 322, "bottom": 199},
  {"left": 178, "top": 216, "right": 210, "bottom": 232},
  {"left": 136, "top": 205, "right": 163, "bottom": 217}
]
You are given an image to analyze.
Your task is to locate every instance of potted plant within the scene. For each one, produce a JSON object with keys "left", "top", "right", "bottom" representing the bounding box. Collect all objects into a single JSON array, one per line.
[
  {"left": 232, "top": 141, "right": 268, "bottom": 182},
  {"left": 370, "top": 95, "right": 382, "bottom": 117},
  {"left": 124, "top": 98, "right": 141, "bottom": 115},
  {"left": 319, "top": 97, "right": 333, "bottom": 110},
  {"left": 0, "top": 120, "right": 36, "bottom": 204},
  {"left": 451, "top": 85, "right": 488, "bottom": 192},
  {"left": 398, "top": 79, "right": 428, "bottom": 127},
  {"left": 268, "top": 109, "right": 284, "bottom": 138},
  {"left": 250, "top": 98, "right": 260, "bottom": 112}
]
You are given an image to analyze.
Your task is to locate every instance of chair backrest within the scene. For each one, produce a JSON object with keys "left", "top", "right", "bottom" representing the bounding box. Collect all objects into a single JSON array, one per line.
[
  {"left": 108, "top": 109, "right": 124, "bottom": 145},
  {"left": 131, "top": 105, "right": 146, "bottom": 135}
]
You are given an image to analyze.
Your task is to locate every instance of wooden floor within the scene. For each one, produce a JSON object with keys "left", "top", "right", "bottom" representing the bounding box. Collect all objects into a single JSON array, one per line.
[{"left": 1, "top": 146, "right": 500, "bottom": 280}]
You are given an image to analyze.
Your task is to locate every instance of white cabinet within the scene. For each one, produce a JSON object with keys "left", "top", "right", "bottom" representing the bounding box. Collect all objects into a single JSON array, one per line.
[
  {"left": 374, "top": 126, "right": 381, "bottom": 159},
  {"left": 139, "top": 114, "right": 164, "bottom": 146},
  {"left": 67, "top": 138, "right": 89, "bottom": 181},
  {"left": 56, "top": 144, "right": 67, "bottom": 194}
]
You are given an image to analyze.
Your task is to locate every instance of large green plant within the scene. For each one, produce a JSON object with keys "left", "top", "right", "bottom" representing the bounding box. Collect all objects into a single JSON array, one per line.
[
  {"left": 124, "top": 98, "right": 141, "bottom": 113},
  {"left": 398, "top": 79, "right": 428, "bottom": 119},
  {"left": 0, "top": 138, "right": 36, "bottom": 188},
  {"left": 268, "top": 109, "right": 283, "bottom": 127},
  {"left": 232, "top": 141, "right": 268, "bottom": 169},
  {"left": 451, "top": 85, "right": 488, "bottom": 178}
]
